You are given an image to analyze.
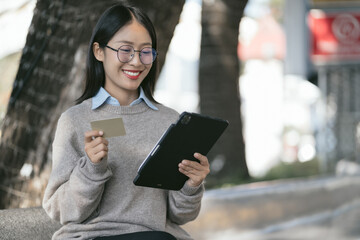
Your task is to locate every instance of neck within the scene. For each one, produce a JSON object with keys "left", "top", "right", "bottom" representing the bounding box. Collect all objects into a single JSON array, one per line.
[{"left": 105, "top": 87, "right": 139, "bottom": 106}]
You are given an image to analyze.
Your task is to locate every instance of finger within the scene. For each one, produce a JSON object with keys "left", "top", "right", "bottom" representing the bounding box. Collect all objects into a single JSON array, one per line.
[
  {"left": 88, "top": 138, "right": 108, "bottom": 156},
  {"left": 90, "top": 150, "right": 107, "bottom": 163},
  {"left": 179, "top": 160, "right": 203, "bottom": 172},
  {"left": 180, "top": 159, "right": 210, "bottom": 176},
  {"left": 85, "top": 130, "right": 104, "bottom": 143},
  {"left": 179, "top": 166, "right": 196, "bottom": 177},
  {"left": 179, "top": 164, "right": 195, "bottom": 175},
  {"left": 94, "top": 150, "right": 107, "bottom": 161},
  {"left": 179, "top": 162, "right": 209, "bottom": 178},
  {"left": 86, "top": 142, "right": 108, "bottom": 163},
  {"left": 181, "top": 167, "right": 208, "bottom": 182},
  {"left": 93, "top": 143, "right": 108, "bottom": 155},
  {"left": 179, "top": 168, "right": 204, "bottom": 187},
  {"left": 92, "top": 135, "right": 108, "bottom": 146},
  {"left": 194, "top": 153, "right": 209, "bottom": 166},
  {"left": 85, "top": 138, "right": 107, "bottom": 155},
  {"left": 180, "top": 154, "right": 208, "bottom": 170}
]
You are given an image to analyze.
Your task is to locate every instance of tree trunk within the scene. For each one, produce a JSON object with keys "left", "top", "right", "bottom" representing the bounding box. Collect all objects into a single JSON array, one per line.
[
  {"left": 0, "top": 0, "right": 184, "bottom": 209},
  {"left": 199, "top": 0, "right": 249, "bottom": 187}
]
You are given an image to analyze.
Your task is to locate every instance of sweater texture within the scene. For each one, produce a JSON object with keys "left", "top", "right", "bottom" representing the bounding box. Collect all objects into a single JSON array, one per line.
[{"left": 42, "top": 99, "right": 204, "bottom": 240}]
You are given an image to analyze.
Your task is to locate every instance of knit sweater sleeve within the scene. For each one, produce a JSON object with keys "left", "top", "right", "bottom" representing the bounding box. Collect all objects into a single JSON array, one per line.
[
  {"left": 167, "top": 182, "right": 204, "bottom": 225},
  {"left": 42, "top": 111, "right": 113, "bottom": 225}
]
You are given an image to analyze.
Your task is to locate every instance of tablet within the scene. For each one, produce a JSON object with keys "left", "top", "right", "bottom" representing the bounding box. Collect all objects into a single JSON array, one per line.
[{"left": 133, "top": 112, "right": 229, "bottom": 190}]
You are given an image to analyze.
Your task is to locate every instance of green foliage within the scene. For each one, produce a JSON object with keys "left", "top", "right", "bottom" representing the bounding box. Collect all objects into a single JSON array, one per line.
[
  {"left": 210, "top": 158, "right": 321, "bottom": 189},
  {"left": 260, "top": 158, "right": 321, "bottom": 181}
]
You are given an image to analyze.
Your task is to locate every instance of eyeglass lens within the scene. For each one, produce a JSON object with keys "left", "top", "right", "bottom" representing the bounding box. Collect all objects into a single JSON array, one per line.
[{"left": 118, "top": 45, "right": 157, "bottom": 65}]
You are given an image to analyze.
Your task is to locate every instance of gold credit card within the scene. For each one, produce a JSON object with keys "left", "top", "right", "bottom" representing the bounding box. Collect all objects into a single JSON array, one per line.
[{"left": 90, "top": 118, "right": 126, "bottom": 138}]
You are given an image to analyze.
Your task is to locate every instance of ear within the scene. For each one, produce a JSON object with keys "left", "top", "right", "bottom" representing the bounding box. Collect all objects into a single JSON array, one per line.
[{"left": 93, "top": 42, "right": 104, "bottom": 62}]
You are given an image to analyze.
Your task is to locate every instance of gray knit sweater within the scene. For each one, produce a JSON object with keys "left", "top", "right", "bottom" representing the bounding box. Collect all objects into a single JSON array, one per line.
[{"left": 42, "top": 99, "right": 204, "bottom": 240}]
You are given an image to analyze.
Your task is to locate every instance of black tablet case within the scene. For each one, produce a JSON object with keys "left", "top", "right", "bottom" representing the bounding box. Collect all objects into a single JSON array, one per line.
[{"left": 133, "top": 112, "right": 229, "bottom": 190}]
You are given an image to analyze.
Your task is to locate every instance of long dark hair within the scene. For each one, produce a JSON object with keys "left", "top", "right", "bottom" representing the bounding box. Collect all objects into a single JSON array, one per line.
[{"left": 76, "top": 4, "right": 158, "bottom": 104}]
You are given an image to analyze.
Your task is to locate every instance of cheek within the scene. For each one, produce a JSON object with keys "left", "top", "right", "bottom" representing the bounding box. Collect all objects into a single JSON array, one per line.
[
  {"left": 143, "top": 65, "right": 152, "bottom": 76},
  {"left": 103, "top": 60, "right": 123, "bottom": 74}
]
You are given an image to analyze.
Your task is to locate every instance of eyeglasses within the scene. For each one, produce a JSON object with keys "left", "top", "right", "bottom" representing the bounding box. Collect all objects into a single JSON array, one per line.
[{"left": 105, "top": 45, "right": 157, "bottom": 65}]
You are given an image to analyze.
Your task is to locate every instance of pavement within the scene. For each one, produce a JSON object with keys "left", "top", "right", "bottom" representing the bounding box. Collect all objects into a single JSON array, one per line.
[{"left": 183, "top": 175, "right": 360, "bottom": 240}]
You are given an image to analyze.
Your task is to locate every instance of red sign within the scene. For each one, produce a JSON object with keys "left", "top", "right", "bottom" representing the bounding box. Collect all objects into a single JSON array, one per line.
[{"left": 308, "top": 10, "right": 360, "bottom": 63}]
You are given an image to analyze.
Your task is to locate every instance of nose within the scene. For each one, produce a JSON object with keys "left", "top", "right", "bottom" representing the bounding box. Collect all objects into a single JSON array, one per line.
[{"left": 128, "top": 51, "right": 142, "bottom": 66}]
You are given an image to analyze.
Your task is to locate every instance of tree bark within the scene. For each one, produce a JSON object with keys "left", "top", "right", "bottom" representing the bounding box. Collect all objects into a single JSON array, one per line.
[
  {"left": 0, "top": 0, "right": 184, "bottom": 209},
  {"left": 199, "top": 0, "right": 249, "bottom": 187}
]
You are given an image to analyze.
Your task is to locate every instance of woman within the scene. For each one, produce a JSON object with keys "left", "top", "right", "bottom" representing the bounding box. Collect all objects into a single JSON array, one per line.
[{"left": 43, "top": 3, "right": 210, "bottom": 240}]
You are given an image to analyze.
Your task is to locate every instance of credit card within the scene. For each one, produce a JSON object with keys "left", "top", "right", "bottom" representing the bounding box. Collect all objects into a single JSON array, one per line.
[{"left": 90, "top": 117, "right": 126, "bottom": 138}]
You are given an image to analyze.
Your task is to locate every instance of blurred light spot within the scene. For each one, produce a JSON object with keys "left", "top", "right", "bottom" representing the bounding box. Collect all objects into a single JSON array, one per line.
[
  {"left": 336, "top": 159, "right": 360, "bottom": 176},
  {"left": 211, "top": 155, "right": 226, "bottom": 173},
  {"left": 20, "top": 163, "right": 33, "bottom": 178},
  {"left": 298, "top": 144, "right": 316, "bottom": 162}
]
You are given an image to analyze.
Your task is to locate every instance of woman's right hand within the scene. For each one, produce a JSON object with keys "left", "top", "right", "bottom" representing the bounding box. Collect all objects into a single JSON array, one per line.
[{"left": 84, "top": 130, "right": 109, "bottom": 163}]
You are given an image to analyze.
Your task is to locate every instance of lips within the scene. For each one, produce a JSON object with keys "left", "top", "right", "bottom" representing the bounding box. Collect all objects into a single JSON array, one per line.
[{"left": 123, "top": 70, "right": 142, "bottom": 80}]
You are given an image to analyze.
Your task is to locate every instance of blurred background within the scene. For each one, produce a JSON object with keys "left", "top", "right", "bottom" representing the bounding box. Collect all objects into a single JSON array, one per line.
[{"left": 1, "top": 0, "right": 360, "bottom": 239}]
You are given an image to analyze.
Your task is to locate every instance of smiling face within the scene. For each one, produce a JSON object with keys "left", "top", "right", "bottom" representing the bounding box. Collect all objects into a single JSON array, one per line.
[{"left": 93, "top": 19, "right": 153, "bottom": 105}]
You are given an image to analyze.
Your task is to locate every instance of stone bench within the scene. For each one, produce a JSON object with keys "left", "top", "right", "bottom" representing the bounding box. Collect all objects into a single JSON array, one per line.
[{"left": 0, "top": 207, "right": 60, "bottom": 240}]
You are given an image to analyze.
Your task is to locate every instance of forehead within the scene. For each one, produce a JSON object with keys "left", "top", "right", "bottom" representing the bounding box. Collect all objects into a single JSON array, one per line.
[{"left": 110, "top": 20, "right": 152, "bottom": 45}]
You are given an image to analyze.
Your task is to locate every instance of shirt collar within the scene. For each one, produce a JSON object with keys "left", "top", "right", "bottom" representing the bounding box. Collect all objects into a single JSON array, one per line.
[
  {"left": 92, "top": 87, "right": 158, "bottom": 111},
  {"left": 130, "top": 87, "right": 158, "bottom": 110}
]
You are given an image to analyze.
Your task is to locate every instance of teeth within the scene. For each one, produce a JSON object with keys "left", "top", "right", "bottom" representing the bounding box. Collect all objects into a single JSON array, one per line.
[{"left": 124, "top": 71, "right": 140, "bottom": 76}]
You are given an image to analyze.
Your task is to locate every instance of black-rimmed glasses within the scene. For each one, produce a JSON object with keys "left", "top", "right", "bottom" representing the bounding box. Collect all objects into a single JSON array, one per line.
[{"left": 106, "top": 45, "right": 157, "bottom": 65}]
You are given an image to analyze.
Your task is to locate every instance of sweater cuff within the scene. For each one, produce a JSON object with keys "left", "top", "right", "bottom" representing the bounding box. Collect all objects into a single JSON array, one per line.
[
  {"left": 181, "top": 182, "right": 204, "bottom": 196},
  {"left": 78, "top": 156, "right": 112, "bottom": 181}
]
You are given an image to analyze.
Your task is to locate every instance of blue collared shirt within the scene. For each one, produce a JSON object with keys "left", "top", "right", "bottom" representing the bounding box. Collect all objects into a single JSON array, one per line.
[{"left": 92, "top": 87, "right": 158, "bottom": 110}]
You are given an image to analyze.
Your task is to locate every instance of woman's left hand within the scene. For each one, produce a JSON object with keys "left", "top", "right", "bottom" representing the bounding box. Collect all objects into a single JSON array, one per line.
[{"left": 179, "top": 153, "right": 210, "bottom": 187}]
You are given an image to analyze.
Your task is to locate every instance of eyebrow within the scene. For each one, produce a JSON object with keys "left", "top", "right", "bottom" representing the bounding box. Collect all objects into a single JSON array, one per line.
[{"left": 115, "top": 40, "right": 152, "bottom": 46}]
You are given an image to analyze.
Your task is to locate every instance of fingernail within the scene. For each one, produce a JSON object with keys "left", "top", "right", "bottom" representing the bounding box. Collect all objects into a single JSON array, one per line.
[{"left": 99, "top": 131, "right": 103, "bottom": 135}]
